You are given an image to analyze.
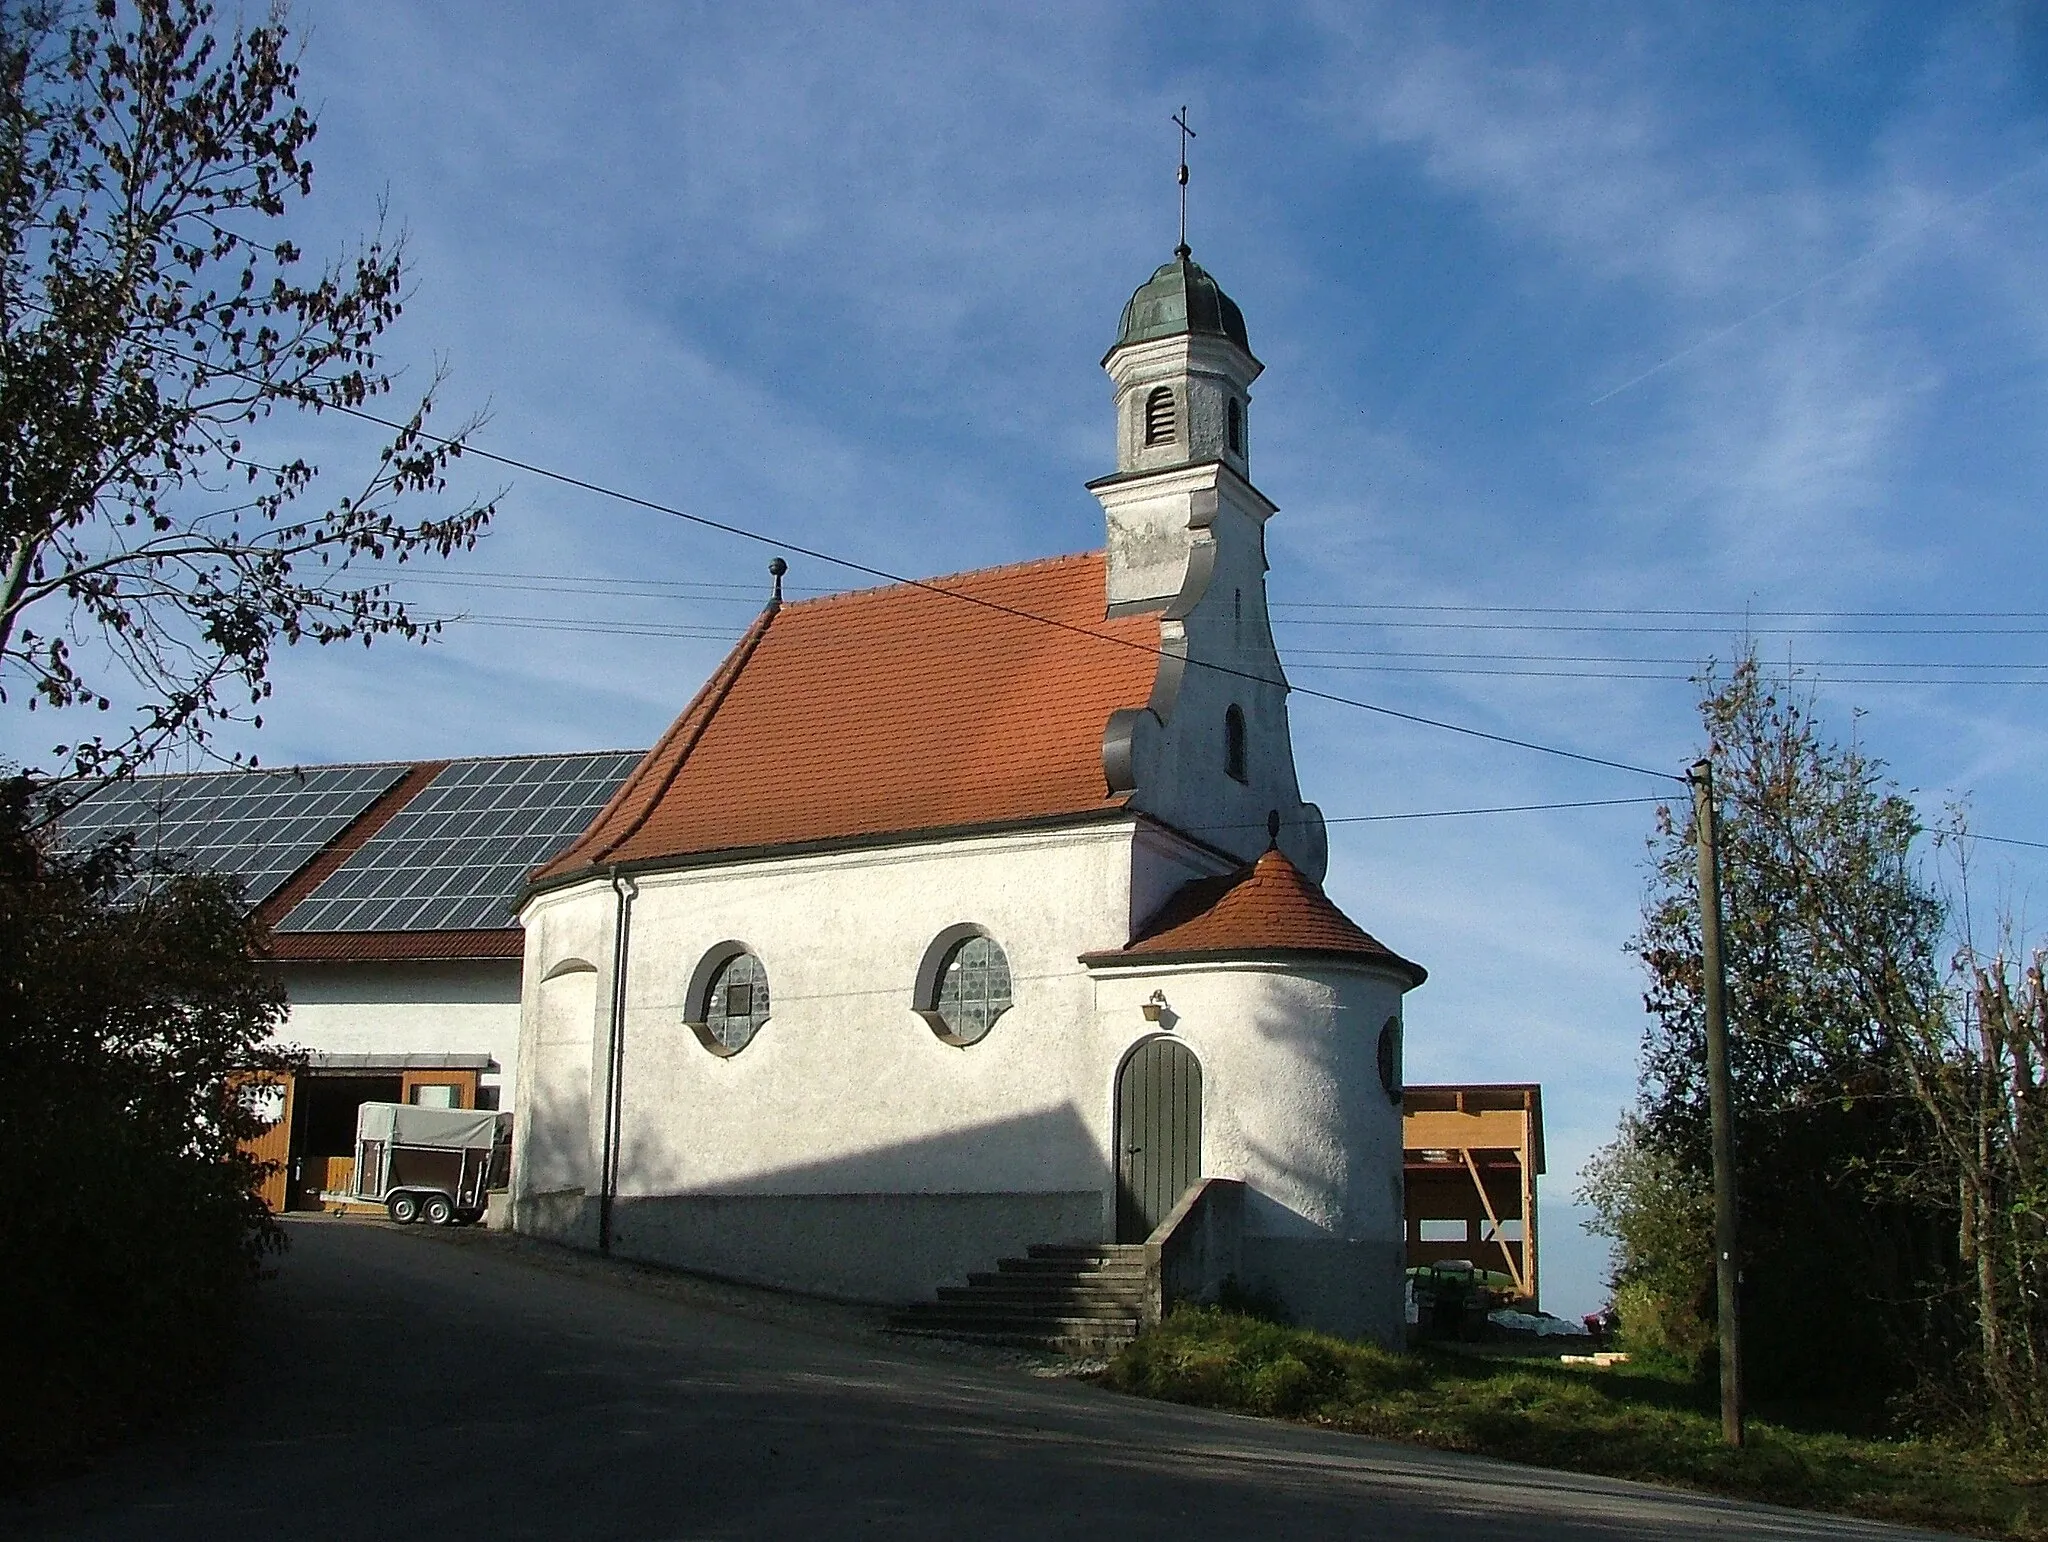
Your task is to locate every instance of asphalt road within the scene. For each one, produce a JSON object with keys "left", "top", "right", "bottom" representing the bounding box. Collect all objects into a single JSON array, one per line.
[{"left": 7, "top": 1219, "right": 1954, "bottom": 1541}]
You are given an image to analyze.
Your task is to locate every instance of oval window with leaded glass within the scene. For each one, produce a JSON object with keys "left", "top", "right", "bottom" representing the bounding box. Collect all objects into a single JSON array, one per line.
[
  {"left": 703, "top": 951, "right": 770, "bottom": 1054},
  {"left": 931, "top": 934, "right": 1012, "bottom": 1046}
]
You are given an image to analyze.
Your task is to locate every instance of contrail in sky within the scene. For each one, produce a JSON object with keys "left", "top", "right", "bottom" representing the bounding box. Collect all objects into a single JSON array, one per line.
[{"left": 1589, "top": 150, "right": 2048, "bottom": 408}]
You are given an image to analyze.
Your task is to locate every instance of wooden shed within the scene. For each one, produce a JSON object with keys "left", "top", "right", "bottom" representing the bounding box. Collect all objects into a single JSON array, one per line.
[{"left": 1402, "top": 1083, "right": 1545, "bottom": 1308}]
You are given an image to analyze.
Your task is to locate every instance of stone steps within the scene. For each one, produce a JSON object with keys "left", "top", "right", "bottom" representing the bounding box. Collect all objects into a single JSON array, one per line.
[
  {"left": 888, "top": 1242, "right": 1156, "bottom": 1355},
  {"left": 985, "top": 1256, "right": 1148, "bottom": 1277},
  {"left": 928, "top": 1291, "right": 1142, "bottom": 1319}
]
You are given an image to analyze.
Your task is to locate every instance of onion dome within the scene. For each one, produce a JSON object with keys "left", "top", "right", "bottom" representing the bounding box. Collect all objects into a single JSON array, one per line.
[{"left": 1112, "top": 250, "right": 1250, "bottom": 354}]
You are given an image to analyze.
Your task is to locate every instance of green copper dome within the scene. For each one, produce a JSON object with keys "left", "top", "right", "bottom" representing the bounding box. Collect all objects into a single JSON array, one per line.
[{"left": 1112, "top": 249, "right": 1250, "bottom": 354}]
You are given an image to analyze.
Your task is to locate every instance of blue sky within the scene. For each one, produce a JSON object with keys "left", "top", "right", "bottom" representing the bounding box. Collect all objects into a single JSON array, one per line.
[{"left": 17, "top": 2, "right": 2048, "bottom": 1316}]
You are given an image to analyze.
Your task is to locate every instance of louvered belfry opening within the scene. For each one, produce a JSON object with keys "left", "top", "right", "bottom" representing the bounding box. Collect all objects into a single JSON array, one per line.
[{"left": 1143, "top": 385, "right": 1176, "bottom": 446}]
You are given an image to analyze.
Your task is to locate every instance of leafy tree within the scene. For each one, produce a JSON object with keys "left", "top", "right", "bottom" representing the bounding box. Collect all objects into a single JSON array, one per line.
[
  {"left": 0, "top": 0, "right": 494, "bottom": 796},
  {"left": 1891, "top": 909, "right": 2048, "bottom": 1437},
  {"left": 0, "top": 774, "right": 291, "bottom": 1483},
  {"left": 1590, "top": 654, "right": 1960, "bottom": 1420},
  {"left": 1577, "top": 1116, "right": 1713, "bottom": 1367}
]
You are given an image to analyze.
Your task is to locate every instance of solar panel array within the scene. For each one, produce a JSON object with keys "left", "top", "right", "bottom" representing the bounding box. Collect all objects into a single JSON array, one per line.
[
  {"left": 275, "top": 752, "right": 641, "bottom": 934},
  {"left": 56, "top": 765, "right": 408, "bottom": 907}
]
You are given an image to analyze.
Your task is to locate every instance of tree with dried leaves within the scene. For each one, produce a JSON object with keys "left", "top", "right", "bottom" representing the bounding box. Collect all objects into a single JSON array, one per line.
[
  {"left": 0, "top": 0, "right": 494, "bottom": 797},
  {"left": 1894, "top": 889, "right": 2048, "bottom": 1437},
  {"left": 1588, "top": 654, "right": 1962, "bottom": 1423}
]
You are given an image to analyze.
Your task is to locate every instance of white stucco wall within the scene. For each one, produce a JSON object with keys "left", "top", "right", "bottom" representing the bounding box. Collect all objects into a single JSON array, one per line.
[
  {"left": 1086, "top": 960, "right": 1410, "bottom": 1343},
  {"left": 511, "top": 816, "right": 1412, "bottom": 1340},
  {"left": 516, "top": 822, "right": 1229, "bottom": 1294},
  {"left": 1094, "top": 460, "right": 1328, "bottom": 881},
  {"left": 532, "top": 823, "right": 1138, "bottom": 1197},
  {"left": 1086, "top": 963, "right": 1407, "bottom": 1237},
  {"left": 274, "top": 959, "right": 522, "bottom": 1105}
]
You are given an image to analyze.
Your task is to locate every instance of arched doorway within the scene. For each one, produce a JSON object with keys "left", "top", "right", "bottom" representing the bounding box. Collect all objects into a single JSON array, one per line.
[{"left": 1115, "top": 1036, "right": 1203, "bottom": 1242}]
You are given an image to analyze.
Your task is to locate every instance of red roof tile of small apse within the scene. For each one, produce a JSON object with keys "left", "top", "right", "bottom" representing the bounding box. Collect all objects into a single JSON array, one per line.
[
  {"left": 533, "top": 552, "right": 1164, "bottom": 883},
  {"left": 1088, "top": 848, "right": 1426, "bottom": 985}
]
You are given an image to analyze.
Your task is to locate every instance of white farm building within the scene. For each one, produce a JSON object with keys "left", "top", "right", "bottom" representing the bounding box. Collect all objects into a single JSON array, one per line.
[{"left": 58, "top": 751, "right": 639, "bottom": 1212}]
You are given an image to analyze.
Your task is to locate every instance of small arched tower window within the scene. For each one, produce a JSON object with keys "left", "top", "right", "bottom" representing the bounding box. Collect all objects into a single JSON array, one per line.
[
  {"left": 1224, "top": 705, "right": 1248, "bottom": 783},
  {"left": 1227, "top": 398, "right": 1243, "bottom": 456},
  {"left": 1143, "top": 385, "right": 1176, "bottom": 447}
]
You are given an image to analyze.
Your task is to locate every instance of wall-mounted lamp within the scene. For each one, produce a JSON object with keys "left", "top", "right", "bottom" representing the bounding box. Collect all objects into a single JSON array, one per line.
[{"left": 1140, "top": 989, "right": 1170, "bottom": 1024}]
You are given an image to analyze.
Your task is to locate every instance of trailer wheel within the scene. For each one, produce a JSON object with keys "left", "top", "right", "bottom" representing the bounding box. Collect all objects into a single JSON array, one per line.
[
  {"left": 388, "top": 1193, "right": 420, "bottom": 1225},
  {"left": 423, "top": 1194, "right": 455, "bottom": 1226}
]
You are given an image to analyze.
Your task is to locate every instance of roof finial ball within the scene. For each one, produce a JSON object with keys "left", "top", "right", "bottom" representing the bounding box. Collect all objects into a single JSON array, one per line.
[
  {"left": 1267, "top": 809, "right": 1281, "bottom": 850},
  {"left": 768, "top": 556, "right": 787, "bottom": 606}
]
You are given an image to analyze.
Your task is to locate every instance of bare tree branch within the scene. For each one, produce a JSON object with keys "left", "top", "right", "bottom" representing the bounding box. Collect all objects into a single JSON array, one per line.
[{"left": 0, "top": 0, "right": 498, "bottom": 792}]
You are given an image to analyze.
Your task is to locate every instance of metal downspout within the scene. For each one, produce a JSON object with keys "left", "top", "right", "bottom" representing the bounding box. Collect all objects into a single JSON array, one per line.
[{"left": 597, "top": 867, "right": 636, "bottom": 1255}]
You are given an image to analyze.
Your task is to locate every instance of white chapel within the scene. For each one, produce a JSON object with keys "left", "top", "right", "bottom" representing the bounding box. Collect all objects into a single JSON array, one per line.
[{"left": 508, "top": 246, "right": 1427, "bottom": 1344}]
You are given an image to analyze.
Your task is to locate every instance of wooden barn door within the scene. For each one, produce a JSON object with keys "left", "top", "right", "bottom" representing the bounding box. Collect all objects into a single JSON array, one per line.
[{"left": 1116, "top": 1037, "right": 1202, "bottom": 1243}]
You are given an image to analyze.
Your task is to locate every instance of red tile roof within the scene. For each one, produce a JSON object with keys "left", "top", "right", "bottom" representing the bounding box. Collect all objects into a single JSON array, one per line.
[
  {"left": 533, "top": 552, "right": 1163, "bottom": 883},
  {"left": 1085, "top": 848, "right": 1426, "bottom": 984},
  {"left": 260, "top": 929, "right": 525, "bottom": 963}
]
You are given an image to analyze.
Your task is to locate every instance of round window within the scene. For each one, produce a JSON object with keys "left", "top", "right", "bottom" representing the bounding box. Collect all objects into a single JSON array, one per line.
[
  {"left": 930, "top": 934, "right": 1012, "bottom": 1046},
  {"left": 703, "top": 952, "right": 770, "bottom": 1054}
]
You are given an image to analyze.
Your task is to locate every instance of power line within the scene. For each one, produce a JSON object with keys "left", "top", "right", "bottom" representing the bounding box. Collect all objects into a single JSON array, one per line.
[
  {"left": 381, "top": 569, "right": 2048, "bottom": 628},
  {"left": 1328, "top": 796, "right": 1667, "bottom": 825},
  {"left": 1154, "top": 796, "right": 1671, "bottom": 840},
  {"left": 1274, "top": 617, "right": 2048, "bottom": 636},
  {"left": 1272, "top": 601, "right": 2048, "bottom": 619},
  {"left": 29, "top": 312, "right": 2048, "bottom": 852},
  {"left": 414, "top": 612, "right": 2048, "bottom": 685},
  {"left": 377, "top": 583, "right": 2048, "bottom": 667},
  {"left": 1969, "top": 832, "right": 2048, "bottom": 853},
  {"left": 376, "top": 580, "right": 2048, "bottom": 673},
  {"left": 372, "top": 569, "right": 798, "bottom": 601},
  {"left": 1284, "top": 648, "right": 2048, "bottom": 670},
  {"left": 1293, "top": 665, "right": 2048, "bottom": 686},
  {"left": 269, "top": 393, "right": 1685, "bottom": 784},
  {"left": 375, "top": 575, "right": 2048, "bottom": 663}
]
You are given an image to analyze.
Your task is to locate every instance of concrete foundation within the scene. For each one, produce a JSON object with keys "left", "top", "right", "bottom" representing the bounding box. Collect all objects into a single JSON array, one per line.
[
  {"left": 601, "top": 1190, "right": 1103, "bottom": 1303},
  {"left": 1241, "top": 1235, "right": 1405, "bottom": 1348}
]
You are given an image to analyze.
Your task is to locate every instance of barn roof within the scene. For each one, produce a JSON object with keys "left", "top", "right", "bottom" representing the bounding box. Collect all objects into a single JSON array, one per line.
[
  {"left": 55, "top": 750, "right": 640, "bottom": 962},
  {"left": 1084, "top": 847, "right": 1426, "bottom": 985},
  {"left": 529, "top": 551, "right": 1163, "bottom": 886}
]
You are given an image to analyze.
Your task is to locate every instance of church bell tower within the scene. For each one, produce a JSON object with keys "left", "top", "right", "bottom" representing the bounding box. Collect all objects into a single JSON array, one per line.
[
  {"left": 1090, "top": 248, "right": 1274, "bottom": 615},
  {"left": 1106, "top": 249, "right": 1260, "bottom": 482},
  {"left": 1089, "top": 235, "right": 1326, "bottom": 880}
]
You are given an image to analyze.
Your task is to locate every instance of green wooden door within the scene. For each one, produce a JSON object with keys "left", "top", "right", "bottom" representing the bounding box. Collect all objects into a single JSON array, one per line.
[{"left": 1116, "top": 1037, "right": 1203, "bottom": 1243}]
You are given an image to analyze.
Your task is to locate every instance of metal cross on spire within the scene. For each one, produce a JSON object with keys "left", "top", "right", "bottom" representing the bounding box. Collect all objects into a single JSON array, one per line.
[{"left": 1173, "top": 105, "right": 1196, "bottom": 258}]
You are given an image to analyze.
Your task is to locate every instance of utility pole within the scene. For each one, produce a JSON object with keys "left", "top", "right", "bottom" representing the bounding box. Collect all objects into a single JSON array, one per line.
[{"left": 1691, "top": 756, "right": 1744, "bottom": 1447}]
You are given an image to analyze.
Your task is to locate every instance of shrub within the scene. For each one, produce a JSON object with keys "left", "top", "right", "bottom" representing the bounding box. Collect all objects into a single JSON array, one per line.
[{"left": 0, "top": 779, "right": 289, "bottom": 1487}]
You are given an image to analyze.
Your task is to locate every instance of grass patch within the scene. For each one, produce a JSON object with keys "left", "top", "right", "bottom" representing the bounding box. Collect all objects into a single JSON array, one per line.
[{"left": 1106, "top": 1308, "right": 2048, "bottom": 1539}]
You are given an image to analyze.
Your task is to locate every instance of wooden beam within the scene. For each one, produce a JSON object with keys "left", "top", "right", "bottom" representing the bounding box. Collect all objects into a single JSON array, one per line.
[
  {"left": 1404, "top": 1107, "right": 1530, "bottom": 1152},
  {"left": 1520, "top": 1127, "right": 1538, "bottom": 1309},
  {"left": 1461, "top": 1147, "right": 1525, "bottom": 1296}
]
